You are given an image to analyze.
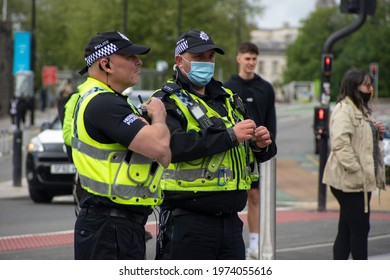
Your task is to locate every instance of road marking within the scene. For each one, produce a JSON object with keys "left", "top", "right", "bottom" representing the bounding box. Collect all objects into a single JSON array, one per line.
[
  {"left": 1, "top": 211, "right": 390, "bottom": 253},
  {"left": 277, "top": 233, "right": 390, "bottom": 253}
]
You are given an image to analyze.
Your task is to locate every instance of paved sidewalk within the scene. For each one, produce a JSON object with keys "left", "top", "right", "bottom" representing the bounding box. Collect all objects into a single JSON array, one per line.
[
  {"left": 0, "top": 106, "right": 57, "bottom": 198},
  {"left": 277, "top": 157, "right": 390, "bottom": 212}
]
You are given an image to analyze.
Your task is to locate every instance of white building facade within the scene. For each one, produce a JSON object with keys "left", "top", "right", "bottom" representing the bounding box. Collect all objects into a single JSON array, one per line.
[
  {"left": 250, "top": 0, "right": 336, "bottom": 102},
  {"left": 250, "top": 24, "right": 299, "bottom": 102}
]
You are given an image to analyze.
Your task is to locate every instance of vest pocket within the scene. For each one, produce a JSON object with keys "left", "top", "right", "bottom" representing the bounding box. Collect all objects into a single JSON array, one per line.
[{"left": 127, "top": 153, "right": 153, "bottom": 184}]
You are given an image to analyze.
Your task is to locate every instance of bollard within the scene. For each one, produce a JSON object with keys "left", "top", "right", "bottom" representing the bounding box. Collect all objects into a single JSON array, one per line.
[
  {"left": 13, "top": 128, "right": 23, "bottom": 187},
  {"left": 0, "top": 130, "right": 4, "bottom": 156},
  {"left": 259, "top": 157, "right": 276, "bottom": 260},
  {"left": 30, "top": 98, "right": 35, "bottom": 126}
]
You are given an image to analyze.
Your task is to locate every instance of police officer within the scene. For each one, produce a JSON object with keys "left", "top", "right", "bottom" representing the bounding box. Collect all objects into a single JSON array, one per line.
[
  {"left": 72, "top": 31, "right": 171, "bottom": 260},
  {"left": 154, "top": 29, "right": 277, "bottom": 260}
]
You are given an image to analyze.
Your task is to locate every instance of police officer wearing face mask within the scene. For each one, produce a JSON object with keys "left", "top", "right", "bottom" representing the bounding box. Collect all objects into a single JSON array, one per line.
[{"left": 153, "top": 29, "right": 277, "bottom": 260}]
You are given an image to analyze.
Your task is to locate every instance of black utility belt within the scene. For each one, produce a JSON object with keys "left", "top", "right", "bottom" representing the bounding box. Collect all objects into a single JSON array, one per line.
[
  {"left": 171, "top": 208, "right": 235, "bottom": 217},
  {"left": 80, "top": 206, "right": 148, "bottom": 225}
]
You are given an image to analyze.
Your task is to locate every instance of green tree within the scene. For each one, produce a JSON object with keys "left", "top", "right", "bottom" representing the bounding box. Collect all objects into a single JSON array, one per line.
[
  {"left": 336, "top": 0, "right": 390, "bottom": 98},
  {"left": 6, "top": 0, "right": 263, "bottom": 89},
  {"left": 284, "top": 1, "right": 390, "bottom": 99}
]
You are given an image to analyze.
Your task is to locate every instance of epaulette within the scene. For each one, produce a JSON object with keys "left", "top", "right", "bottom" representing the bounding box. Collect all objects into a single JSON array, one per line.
[
  {"left": 152, "top": 82, "right": 182, "bottom": 100},
  {"left": 232, "top": 93, "right": 247, "bottom": 116},
  {"left": 161, "top": 82, "right": 182, "bottom": 95}
]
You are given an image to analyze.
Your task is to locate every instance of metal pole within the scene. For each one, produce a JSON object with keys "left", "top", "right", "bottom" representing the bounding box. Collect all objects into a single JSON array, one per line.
[
  {"left": 13, "top": 128, "right": 22, "bottom": 187},
  {"left": 30, "top": 0, "right": 36, "bottom": 126},
  {"left": 317, "top": 136, "right": 328, "bottom": 211},
  {"left": 259, "top": 158, "right": 276, "bottom": 260}
]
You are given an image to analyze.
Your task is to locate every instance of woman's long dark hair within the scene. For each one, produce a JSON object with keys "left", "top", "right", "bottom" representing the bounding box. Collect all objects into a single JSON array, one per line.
[{"left": 337, "top": 68, "right": 373, "bottom": 115}]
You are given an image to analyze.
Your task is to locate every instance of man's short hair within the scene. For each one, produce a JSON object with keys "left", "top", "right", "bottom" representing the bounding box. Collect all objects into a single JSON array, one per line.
[{"left": 238, "top": 42, "right": 259, "bottom": 55}]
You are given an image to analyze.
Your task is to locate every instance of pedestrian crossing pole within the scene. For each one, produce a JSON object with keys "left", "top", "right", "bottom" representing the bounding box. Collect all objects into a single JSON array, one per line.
[
  {"left": 13, "top": 128, "right": 22, "bottom": 187},
  {"left": 259, "top": 158, "right": 276, "bottom": 259},
  {"left": 317, "top": 54, "right": 332, "bottom": 212}
]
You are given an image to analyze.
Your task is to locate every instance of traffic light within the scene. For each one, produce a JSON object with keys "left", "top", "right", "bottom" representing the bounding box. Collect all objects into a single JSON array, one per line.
[
  {"left": 322, "top": 54, "right": 333, "bottom": 77},
  {"left": 369, "top": 63, "right": 378, "bottom": 79},
  {"left": 314, "top": 106, "right": 329, "bottom": 137},
  {"left": 340, "top": 0, "right": 376, "bottom": 15},
  {"left": 369, "top": 63, "right": 379, "bottom": 97}
]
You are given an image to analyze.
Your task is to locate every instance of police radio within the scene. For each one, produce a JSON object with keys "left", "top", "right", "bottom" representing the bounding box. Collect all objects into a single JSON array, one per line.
[
  {"left": 138, "top": 95, "right": 151, "bottom": 122},
  {"left": 188, "top": 102, "right": 214, "bottom": 129}
]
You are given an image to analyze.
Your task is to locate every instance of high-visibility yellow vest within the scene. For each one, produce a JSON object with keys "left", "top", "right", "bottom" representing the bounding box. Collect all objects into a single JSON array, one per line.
[
  {"left": 71, "top": 77, "right": 163, "bottom": 206},
  {"left": 160, "top": 85, "right": 258, "bottom": 192},
  {"left": 62, "top": 92, "right": 80, "bottom": 147}
]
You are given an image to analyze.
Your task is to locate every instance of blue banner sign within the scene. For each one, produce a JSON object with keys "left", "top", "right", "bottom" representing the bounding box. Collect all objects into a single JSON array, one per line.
[{"left": 13, "top": 32, "right": 31, "bottom": 74}]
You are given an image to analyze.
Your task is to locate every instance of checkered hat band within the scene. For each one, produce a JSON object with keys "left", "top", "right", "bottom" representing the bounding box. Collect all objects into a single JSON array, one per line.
[
  {"left": 175, "top": 40, "right": 188, "bottom": 55},
  {"left": 85, "top": 43, "right": 118, "bottom": 66}
]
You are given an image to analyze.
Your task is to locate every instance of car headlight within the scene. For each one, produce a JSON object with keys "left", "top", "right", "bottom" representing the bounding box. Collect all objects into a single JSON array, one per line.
[{"left": 27, "top": 137, "right": 44, "bottom": 152}]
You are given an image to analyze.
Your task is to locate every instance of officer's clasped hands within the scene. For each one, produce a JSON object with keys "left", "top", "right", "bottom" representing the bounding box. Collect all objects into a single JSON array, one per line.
[
  {"left": 140, "top": 97, "right": 167, "bottom": 123},
  {"left": 253, "top": 126, "right": 272, "bottom": 148},
  {"left": 233, "top": 119, "right": 256, "bottom": 143}
]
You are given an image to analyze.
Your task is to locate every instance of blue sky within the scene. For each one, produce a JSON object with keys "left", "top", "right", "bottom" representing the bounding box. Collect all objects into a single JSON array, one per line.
[{"left": 256, "top": 0, "right": 340, "bottom": 28}]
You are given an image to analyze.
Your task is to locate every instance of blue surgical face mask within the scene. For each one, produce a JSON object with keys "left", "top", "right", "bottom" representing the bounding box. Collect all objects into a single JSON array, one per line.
[{"left": 181, "top": 56, "right": 215, "bottom": 86}]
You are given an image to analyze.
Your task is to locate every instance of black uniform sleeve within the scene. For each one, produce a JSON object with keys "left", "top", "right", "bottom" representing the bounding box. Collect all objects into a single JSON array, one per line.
[
  {"left": 264, "top": 82, "right": 277, "bottom": 139},
  {"left": 161, "top": 94, "right": 237, "bottom": 163},
  {"left": 57, "top": 94, "right": 69, "bottom": 126},
  {"left": 83, "top": 93, "right": 146, "bottom": 148},
  {"left": 252, "top": 135, "right": 277, "bottom": 163}
]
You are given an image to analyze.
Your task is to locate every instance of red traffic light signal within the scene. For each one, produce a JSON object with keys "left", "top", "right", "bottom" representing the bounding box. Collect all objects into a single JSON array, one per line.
[
  {"left": 314, "top": 106, "right": 329, "bottom": 134},
  {"left": 370, "top": 64, "right": 377, "bottom": 75},
  {"left": 369, "top": 63, "right": 378, "bottom": 81},
  {"left": 318, "top": 108, "right": 325, "bottom": 120},
  {"left": 325, "top": 57, "right": 331, "bottom": 66},
  {"left": 322, "top": 54, "right": 333, "bottom": 76}
]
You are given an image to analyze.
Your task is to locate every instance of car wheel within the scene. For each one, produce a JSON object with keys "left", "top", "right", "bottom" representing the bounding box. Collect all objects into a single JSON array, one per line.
[{"left": 28, "top": 185, "right": 53, "bottom": 203}]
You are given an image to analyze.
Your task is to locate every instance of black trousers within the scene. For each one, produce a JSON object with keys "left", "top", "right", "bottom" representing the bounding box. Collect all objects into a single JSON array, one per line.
[
  {"left": 330, "top": 187, "right": 372, "bottom": 260},
  {"left": 157, "top": 209, "right": 245, "bottom": 260},
  {"left": 74, "top": 208, "right": 146, "bottom": 260}
]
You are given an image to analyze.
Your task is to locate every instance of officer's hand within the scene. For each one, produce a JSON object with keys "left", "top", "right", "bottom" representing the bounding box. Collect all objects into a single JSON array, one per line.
[
  {"left": 137, "top": 116, "right": 150, "bottom": 125},
  {"left": 141, "top": 97, "right": 167, "bottom": 122},
  {"left": 253, "top": 126, "right": 272, "bottom": 148},
  {"left": 233, "top": 119, "right": 256, "bottom": 143}
]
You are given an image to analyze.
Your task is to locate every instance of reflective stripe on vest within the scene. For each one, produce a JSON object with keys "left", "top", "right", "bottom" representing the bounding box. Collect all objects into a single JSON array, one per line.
[
  {"left": 161, "top": 86, "right": 254, "bottom": 192},
  {"left": 71, "top": 78, "right": 163, "bottom": 206}
]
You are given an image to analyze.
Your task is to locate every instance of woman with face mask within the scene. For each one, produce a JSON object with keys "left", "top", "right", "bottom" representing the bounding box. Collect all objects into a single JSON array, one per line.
[{"left": 323, "top": 68, "right": 386, "bottom": 260}]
